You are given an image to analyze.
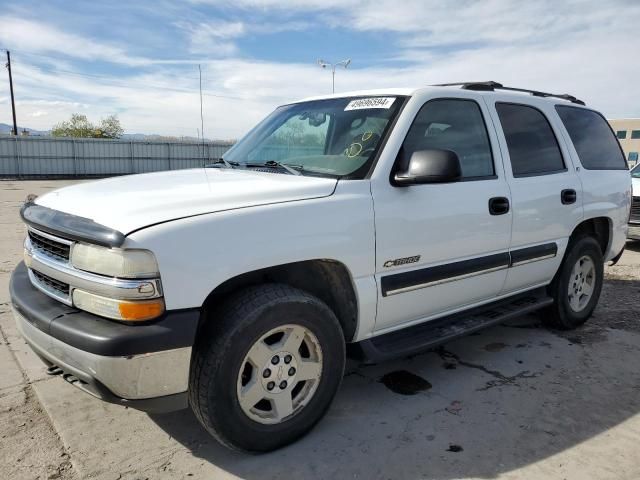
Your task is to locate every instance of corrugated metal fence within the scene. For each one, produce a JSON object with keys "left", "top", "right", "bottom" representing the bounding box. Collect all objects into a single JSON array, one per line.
[{"left": 0, "top": 136, "right": 234, "bottom": 177}]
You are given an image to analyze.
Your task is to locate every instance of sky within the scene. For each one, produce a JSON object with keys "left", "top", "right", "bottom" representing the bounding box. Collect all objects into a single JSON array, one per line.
[{"left": 0, "top": 0, "right": 639, "bottom": 139}]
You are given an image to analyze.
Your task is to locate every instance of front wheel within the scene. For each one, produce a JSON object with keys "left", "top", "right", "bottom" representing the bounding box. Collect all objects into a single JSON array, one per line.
[
  {"left": 189, "top": 284, "right": 345, "bottom": 452},
  {"left": 543, "top": 235, "right": 604, "bottom": 330}
]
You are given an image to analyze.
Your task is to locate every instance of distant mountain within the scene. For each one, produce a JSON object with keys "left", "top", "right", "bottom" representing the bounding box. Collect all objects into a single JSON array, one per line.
[
  {"left": 0, "top": 123, "right": 231, "bottom": 143},
  {"left": 121, "top": 133, "right": 147, "bottom": 140},
  {"left": 0, "top": 123, "right": 48, "bottom": 135},
  {"left": 121, "top": 133, "right": 207, "bottom": 142}
]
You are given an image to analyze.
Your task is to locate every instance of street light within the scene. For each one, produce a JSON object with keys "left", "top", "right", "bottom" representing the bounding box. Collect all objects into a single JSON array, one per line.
[{"left": 317, "top": 58, "right": 351, "bottom": 93}]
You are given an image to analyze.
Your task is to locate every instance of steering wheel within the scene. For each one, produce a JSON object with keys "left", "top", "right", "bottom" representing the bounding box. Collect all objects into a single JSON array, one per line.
[{"left": 344, "top": 131, "right": 381, "bottom": 158}]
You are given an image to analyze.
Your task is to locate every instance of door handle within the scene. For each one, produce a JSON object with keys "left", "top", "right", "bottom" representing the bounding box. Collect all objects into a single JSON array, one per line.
[
  {"left": 489, "top": 197, "right": 510, "bottom": 215},
  {"left": 561, "top": 189, "right": 577, "bottom": 205}
]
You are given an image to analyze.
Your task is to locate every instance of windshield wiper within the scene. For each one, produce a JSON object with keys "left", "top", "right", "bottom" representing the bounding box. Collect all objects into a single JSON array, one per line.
[
  {"left": 206, "top": 157, "right": 238, "bottom": 169},
  {"left": 261, "top": 160, "right": 302, "bottom": 176}
]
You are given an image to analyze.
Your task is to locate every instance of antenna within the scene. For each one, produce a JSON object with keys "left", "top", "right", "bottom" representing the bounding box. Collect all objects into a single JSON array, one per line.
[{"left": 198, "top": 64, "right": 205, "bottom": 161}]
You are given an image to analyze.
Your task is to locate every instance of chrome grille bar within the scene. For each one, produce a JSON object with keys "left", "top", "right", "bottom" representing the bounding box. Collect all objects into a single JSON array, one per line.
[
  {"left": 28, "top": 228, "right": 72, "bottom": 262},
  {"left": 28, "top": 268, "right": 72, "bottom": 305}
]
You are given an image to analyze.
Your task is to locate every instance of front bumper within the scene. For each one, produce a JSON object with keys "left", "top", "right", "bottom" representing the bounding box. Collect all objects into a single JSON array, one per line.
[
  {"left": 10, "top": 262, "right": 199, "bottom": 413},
  {"left": 628, "top": 223, "right": 640, "bottom": 241}
]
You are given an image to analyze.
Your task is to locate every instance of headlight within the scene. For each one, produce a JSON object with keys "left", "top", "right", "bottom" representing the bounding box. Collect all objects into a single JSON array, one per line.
[
  {"left": 71, "top": 243, "right": 159, "bottom": 278},
  {"left": 73, "top": 289, "right": 165, "bottom": 322}
]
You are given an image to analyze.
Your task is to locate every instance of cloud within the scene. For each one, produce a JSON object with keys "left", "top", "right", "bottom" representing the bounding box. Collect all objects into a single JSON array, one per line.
[
  {"left": 177, "top": 20, "right": 245, "bottom": 55},
  {"left": 189, "top": 0, "right": 638, "bottom": 42},
  {"left": 0, "top": 16, "right": 204, "bottom": 66},
  {"left": 188, "top": 0, "right": 350, "bottom": 10},
  {"left": 175, "top": 18, "right": 312, "bottom": 54},
  {"left": 0, "top": 1, "right": 639, "bottom": 138},
  {"left": 0, "top": 16, "right": 154, "bottom": 66}
]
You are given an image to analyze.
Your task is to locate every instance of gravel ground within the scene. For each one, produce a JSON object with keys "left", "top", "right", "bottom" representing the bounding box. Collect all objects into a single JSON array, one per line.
[
  {"left": 1, "top": 179, "right": 639, "bottom": 480},
  {"left": 1, "top": 181, "right": 79, "bottom": 480}
]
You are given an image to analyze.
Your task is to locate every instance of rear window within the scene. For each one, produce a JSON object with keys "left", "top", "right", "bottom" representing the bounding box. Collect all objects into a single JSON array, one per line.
[
  {"left": 555, "top": 106, "right": 627, "bottom": 170},
  {"left": 495, "top": 103, "right": 565, "bottom": 177}
]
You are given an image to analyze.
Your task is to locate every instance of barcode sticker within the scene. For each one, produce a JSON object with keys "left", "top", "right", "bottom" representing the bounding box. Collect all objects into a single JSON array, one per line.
[{"left": 344, "top": 97, "right": 396, "bottom": 111}]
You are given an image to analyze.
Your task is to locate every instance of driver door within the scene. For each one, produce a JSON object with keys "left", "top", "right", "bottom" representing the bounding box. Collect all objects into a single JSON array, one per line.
[{"left": 371, "top": 95, "right": 512, "bottom": 332}]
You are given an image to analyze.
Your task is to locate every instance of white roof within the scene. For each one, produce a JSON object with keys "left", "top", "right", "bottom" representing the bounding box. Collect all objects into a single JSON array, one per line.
[
  {"left": 295, "top": 85, "right": 588, "bottom": 108},
  {"left": 296, "top": 87, "right": 419, "bottom": 103}
]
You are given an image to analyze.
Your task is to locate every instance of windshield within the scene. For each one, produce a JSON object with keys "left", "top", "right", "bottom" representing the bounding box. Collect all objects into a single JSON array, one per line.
[
  {"left": 632, "top": 163, "right": 640, "bottom": 178},
  {"left": 223, "top": 96, "right": 405, "bottom": 178}
]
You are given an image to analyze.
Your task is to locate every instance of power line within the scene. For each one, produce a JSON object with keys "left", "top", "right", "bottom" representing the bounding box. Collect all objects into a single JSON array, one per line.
[
  {"left": 35, "top": 64, "right": 249, "bottom": 100},
  {"left": 11, "top": 52, "right": 285, "bottom": 102}
]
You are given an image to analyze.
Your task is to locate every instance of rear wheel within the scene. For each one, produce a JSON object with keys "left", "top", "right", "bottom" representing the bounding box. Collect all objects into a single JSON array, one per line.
[
  {"left": 543, "top": 235, "right": 604, "bottom": 329},
  {"left": 189, "top": 284, "right": 345, "bottom": 452}
]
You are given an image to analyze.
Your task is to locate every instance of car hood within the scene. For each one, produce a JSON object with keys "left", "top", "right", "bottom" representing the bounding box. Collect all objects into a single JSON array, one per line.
[{"left": 34, "top": 168, "right": 337, "bottom": 234}]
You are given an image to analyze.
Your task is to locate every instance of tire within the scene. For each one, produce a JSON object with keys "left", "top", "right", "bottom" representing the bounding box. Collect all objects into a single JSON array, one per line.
[
  {"left": 189, "top": 283, "right": 345, "bottom": 452},
  {"left": 543, "top": 235, "right": 604, "bottom": 330}
]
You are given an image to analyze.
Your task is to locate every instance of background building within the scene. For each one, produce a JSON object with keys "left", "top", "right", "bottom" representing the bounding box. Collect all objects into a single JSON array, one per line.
[{"left": 608, "top": 118, "right": 640, "bottom": 168}]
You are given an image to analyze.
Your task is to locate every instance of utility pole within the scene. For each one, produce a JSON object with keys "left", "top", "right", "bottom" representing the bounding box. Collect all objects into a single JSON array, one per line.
[
  {"left": 198, "top": 64, "right": 205, "bottom": 160},
  {"left": 5, "top": 51, "right": 18, "bottom": 136}
]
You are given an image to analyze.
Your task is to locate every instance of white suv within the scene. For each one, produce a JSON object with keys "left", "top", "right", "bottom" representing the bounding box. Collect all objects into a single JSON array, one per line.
[{"left": 11, "top": 81, "right": 631, "bottom": 452}]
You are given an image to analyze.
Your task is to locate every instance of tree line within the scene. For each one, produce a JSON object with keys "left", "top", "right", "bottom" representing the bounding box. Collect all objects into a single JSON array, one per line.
[{"left": 51, "top": 114, "right": 124, "bottom": 139}]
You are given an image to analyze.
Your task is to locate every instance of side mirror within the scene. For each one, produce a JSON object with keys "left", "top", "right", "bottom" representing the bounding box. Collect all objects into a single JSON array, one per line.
[{"left": 393, "top": 149, "right": 462, "bottom": 186}]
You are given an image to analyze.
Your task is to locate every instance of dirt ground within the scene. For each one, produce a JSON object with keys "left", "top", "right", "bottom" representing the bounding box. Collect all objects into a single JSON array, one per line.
[{"left": 1, "top": 179, "right": 640, "bottom": 480}]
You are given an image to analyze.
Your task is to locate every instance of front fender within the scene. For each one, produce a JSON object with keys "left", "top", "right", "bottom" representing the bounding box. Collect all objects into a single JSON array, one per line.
[{"left": 125, "top": 181, "right": 376, "bottom": 314}]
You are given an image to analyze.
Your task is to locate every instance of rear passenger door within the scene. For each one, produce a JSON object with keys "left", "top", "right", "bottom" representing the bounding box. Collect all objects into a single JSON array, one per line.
[{"left": 486, "top": 99, "right": 583, "bottom": 294}]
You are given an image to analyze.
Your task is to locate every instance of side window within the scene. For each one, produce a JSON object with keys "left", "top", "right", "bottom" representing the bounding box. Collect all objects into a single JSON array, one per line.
[
  {"left": 555, "top": 106, "right": 627, "bottom": 170},
  {"left": 495, "top": 103, "right": 565, "bottom": 177},
  {"left": 401, "top": 99, "right": 494, "bottom": 178}
]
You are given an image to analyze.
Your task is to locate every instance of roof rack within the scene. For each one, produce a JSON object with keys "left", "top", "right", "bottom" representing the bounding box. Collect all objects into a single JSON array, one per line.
[{"left": 432, "top": 81, "right": 585, "bottom": 106}]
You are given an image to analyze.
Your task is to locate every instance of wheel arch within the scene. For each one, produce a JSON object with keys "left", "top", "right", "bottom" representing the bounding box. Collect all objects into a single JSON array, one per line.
[
  {"left": 199, "top": 259, "right": 359, "bottom": 342},
  {"left": 569, "top": 216, "right": 611, "bottom": 256}
]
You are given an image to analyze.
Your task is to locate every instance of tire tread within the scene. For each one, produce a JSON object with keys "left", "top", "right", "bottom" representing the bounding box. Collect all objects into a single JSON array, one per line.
[{"left": 189, "top": 283, "right": 344, "bottom": 452}]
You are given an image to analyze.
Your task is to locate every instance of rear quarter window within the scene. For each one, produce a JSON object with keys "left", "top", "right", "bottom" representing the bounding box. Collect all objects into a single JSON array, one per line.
[{"left": 555, "top": 106, "right": 627, "bottom": 170}]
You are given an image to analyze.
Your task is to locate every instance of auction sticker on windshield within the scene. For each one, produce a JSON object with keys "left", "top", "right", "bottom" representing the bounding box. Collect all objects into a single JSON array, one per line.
[{"left": 345, "top": 97, "right": 396, "bottom": 111}]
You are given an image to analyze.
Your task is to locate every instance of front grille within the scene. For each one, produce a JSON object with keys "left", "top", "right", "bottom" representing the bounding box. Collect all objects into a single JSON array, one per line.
[
  {"left": 631, "top": 197, "right": 640, "bottom": 223},
  {"left": 28, "top": 230, "right": 70, "bottom": 261},
  {"left": 32, "top": 269, "right": 70, "bottom": 296}
]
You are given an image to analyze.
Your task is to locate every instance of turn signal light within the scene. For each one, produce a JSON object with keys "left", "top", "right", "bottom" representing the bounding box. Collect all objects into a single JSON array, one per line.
[
  {"left": 118, "top": 300, "right": 165, "bottom": 321},
  {"left": 72, "top": 289, "right": 164, "bottom": 322}
]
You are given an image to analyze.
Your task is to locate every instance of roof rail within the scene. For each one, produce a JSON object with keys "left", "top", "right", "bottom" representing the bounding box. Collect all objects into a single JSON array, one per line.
[{"left": 432, "top": 81, "right": 585, "bottom": 105}]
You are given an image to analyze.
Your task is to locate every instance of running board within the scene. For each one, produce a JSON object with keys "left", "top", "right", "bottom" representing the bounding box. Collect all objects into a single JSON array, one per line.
[{"left": 353, "top": 289, "right": 553, "bottom": 363}]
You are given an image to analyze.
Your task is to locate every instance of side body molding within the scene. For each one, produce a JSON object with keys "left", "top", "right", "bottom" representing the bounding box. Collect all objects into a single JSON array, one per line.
[{"left": 380, "top": 243, "right": 558, "bottom": 297}]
